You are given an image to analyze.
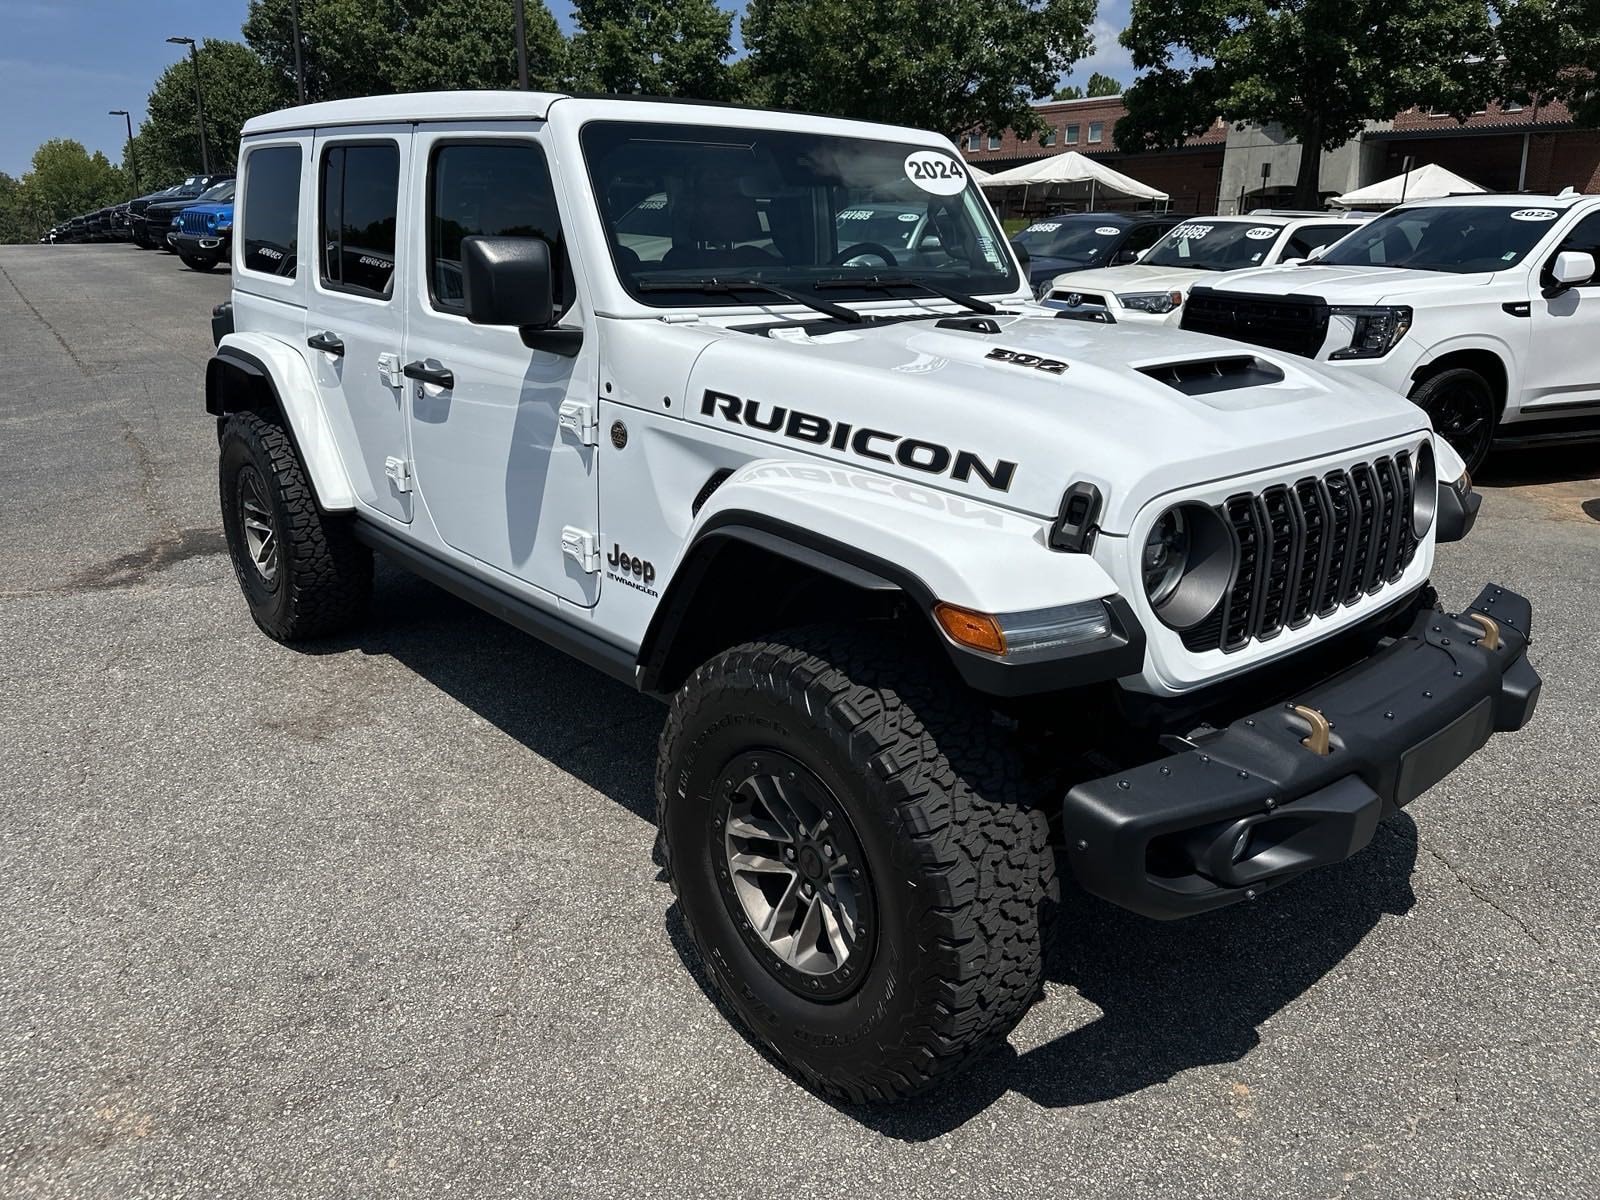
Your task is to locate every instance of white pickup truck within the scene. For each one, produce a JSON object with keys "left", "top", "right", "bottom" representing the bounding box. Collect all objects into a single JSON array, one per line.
[
  {"left": 204, "top": 91, "right": 1539, "bottom": 1102},
  {"left": 1181, "top": 192, "right": 1600, "bottom": 471},
  {"left": 1043, "top": 211, "right": 1371, "bottom": 324}
]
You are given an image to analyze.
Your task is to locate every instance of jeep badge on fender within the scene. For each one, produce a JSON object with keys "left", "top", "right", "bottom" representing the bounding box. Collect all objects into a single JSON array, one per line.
[{"left": 207, "top": 89, "right": 1540, "bottom": 1105}]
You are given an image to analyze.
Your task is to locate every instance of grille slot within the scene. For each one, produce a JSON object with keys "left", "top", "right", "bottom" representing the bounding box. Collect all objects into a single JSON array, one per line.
[
  {"left": 1180, "top": 453, "right": 1422, "bottom": 654},
  {"left": 179, "top": 210, "right": 211, "bottom": 234}
]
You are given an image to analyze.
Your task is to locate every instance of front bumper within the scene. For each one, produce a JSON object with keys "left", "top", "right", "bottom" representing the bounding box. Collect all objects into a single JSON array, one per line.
[
  {"left": 172, "top": 232, "right": 229, "bottom": 256},
  {"left": 1064, "top": 583, "right": 1539, "bottom": 919}
]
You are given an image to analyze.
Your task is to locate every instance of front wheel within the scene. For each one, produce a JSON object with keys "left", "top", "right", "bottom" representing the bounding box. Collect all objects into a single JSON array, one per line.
[
  {"left": 657, "top": 626, "right": 1056, "bottom": 1102},
  {"left": 1411, "top": 367, "right": 1498, "bottom": 475},
  {"left": 180, "top": 253, "right": 219, "bottom": 272}
]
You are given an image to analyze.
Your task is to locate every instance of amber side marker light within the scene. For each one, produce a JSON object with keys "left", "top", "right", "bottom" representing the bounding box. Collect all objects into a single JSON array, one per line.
[{"left": 933, "top": 602, "right": 1007, "bottom": 656}]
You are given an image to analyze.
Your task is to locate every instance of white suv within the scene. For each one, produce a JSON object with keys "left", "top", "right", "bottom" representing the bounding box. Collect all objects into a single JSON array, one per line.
[
  {"left": 1181, "top": 192, "right": 1600, "bottom": 472},
  {"left": 204, "top": 91, "right": 1540, "bottom": 1102},
  {"left": 1043, "top": 211, "right": 1371, "bottom": 324}
]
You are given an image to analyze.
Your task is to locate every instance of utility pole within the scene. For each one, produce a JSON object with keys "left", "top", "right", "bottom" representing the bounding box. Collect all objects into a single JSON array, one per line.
[
  {"left": 514, "top": 0, "right": 529, "bottom": 89},
  {"left": 109, "top": 109, "right": 139, "bottom": 195},
  {"left": 166, "top": 37, "right": 212, "bottom": 174},
  {"left": 290, "top": 0, "right": 307, "bottom": 103}
]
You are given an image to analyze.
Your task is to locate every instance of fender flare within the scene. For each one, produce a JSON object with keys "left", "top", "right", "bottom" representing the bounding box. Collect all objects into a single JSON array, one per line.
[
  {"left": 1407, "top": 335, "right": 1518, "bottom": 405},
  {"left": 206, "top": 332, "right": 356, "bottom": 510},
  {"left": 638, "top": 462, "right": 1143, "bottom": 697}
]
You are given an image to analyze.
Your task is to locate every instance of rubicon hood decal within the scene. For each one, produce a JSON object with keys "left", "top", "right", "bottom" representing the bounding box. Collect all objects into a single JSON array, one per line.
[{"left": 702, "top": 389, "right": 1017, "bottom": 492}]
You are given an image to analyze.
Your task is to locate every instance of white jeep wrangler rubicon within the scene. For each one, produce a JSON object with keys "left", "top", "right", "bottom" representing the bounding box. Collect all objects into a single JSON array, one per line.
[
  {"left": 206, "top": 92, "right": 1541, "bottom": 1102},
  {"left": 1181, "top": 191, "right": 1600, "bottom": 473}
]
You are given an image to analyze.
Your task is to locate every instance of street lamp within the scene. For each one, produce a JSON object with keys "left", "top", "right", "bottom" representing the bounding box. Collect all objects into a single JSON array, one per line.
[
  {"left": 514, "top": 0, "right": 529, "bottom": 89},
  {"left": 108, "top": 109, "right": 139, "bottom": 195},
  {"left": 166, "top": 36, "right": 211, "bottom": 174}
]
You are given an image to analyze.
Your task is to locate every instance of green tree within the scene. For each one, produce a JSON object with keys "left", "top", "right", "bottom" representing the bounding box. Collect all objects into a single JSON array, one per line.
[
  {"left": 134, "top": 39, "right": 287, "bottom": 185},
  {"left": 567, "top": 0, "right": 735, "bottom": 99},
  {"left": 1117, "top": 1, "right": 1500, "bottom": 207},
  {"left": 1086, "top": 71, "right": 1120, "bottom": 97},
  {"left": 244, "top": 0, "right": 567, "bottom": 99},
  {"left": 19, "top": 140, "right": 127, "bottom": 228},
  {"left": 743, "top": 0, "right": 1095, "bottom": 140},
  {"left": 1496, "top": 0, "right": 1600, "bottom": 125},
  {"left": 1053, "top": 84, "right": 1084, "bottom": 100},
  {"left": 0, "top": 172, "right": 28, "bottom": 243}
]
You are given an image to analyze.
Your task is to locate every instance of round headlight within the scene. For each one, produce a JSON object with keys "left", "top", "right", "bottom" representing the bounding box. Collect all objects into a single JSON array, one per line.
[
  {"left": 1143, "top": 503, "right": 1236, "bottom": 630},
  {"left": 1142, "top": 507, "right": 1190, "bottom": 607},
  {"left": 1412, "top": 439, "right": 1438, "bottom": 538}
]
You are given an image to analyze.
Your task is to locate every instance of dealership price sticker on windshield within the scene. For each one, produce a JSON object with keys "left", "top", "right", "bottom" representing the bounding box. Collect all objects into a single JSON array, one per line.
[{"left": 903, "top": 151, "right": 968, "bottom": 195}]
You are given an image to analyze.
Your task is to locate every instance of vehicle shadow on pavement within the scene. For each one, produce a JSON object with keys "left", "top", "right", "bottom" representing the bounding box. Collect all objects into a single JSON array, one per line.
[
  {"left": 848, "top": 816, "right": 1420, "bottom": 1140},
  {"left": 335, "top": 564, "right": 662, "bottom": 821},
  {"left": 1477, "top": 444, "right": 1599, "bottom": 490},
  {"left": 336, "top": 563, "right": 1419, "bottom": 1138}
]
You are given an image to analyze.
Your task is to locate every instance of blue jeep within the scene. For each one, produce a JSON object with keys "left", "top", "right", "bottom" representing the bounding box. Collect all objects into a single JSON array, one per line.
[{"left": 170, "top": 182, "right": 236, "bottom": 271}]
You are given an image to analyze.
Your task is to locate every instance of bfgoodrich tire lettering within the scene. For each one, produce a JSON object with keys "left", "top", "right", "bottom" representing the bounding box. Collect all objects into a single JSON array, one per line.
[
  {"left": 657, "top": 625, "right": 1056, "bottom": 1102},
  {"left": 219, "top": 411, "right": 371, "bottom": 641}
]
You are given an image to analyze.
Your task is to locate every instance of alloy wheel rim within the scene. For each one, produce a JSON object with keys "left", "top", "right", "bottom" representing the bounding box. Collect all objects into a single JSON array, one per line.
[
  {"left": 713, "top": 750, "right": 876, "bottom": 999},
  {"left": 1430, "top": 386, "right": 1493, "bottom": 470},
  {"left": 238, "top": 467, "right": 279, "bottom": 584}
]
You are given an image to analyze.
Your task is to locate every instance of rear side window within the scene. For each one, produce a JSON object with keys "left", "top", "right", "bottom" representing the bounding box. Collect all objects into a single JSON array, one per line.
[
  {"left": 240, "top": 145, "right": 301, "bottom": 277},
  {"left": 427, "top": 141, "right": 566, "bottom": 313},
  {"left": 320, "top": 143, "right": 400, "bottom": 299}
]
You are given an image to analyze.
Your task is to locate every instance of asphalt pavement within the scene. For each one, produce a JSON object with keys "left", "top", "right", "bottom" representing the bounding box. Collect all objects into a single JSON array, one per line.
[{"left": 1, "top": 244, "right": 1595, "bottom": 1198}]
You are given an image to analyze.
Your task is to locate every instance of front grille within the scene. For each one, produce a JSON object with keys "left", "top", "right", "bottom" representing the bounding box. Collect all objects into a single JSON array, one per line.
[
  {"left": 1180, "top": 452, "right": 1420, "bottom": 653},
  {"left": 1181, "top": 289, "right": 1329, "bottom": 358},
  {"left": 179, "top": 210, "right": 211, "bottom": 234},
  {"left": 1048, "top": 290, "right": 1108, "bottom": 308}
]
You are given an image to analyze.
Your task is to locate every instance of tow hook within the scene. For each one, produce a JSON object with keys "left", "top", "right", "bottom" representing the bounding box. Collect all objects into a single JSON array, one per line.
[
  {"left": 1290, "top": 704, "right": 1332, "bottom": 756},
  {"left": 1468, "top": 612, "right": 1500, "bottom": 650}
]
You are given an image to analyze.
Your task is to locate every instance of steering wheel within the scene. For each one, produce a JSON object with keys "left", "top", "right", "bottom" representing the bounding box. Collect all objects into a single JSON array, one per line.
[{"left": 830, "top": 242, "right": 899, "bottom": 268}]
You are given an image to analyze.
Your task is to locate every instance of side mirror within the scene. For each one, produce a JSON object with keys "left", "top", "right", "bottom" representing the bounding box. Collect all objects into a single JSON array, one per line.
[
  {"left": 461, "top": 235, "right": 583, "bottom": 356},
  {"left": 1306, "top": 244, "right": 1329, "bottom": 262},
  {"left": 462, "top": 235, "right": 555, "bottom": 329},
  {"left": 1546, "top": 249, "right": 1596, "bottom": 297},
  {"left": 1115, "top": 247, "right": 1139, "bottom": 265}
]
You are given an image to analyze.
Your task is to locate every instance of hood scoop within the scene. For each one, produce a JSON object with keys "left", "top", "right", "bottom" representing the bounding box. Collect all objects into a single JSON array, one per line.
[{"left": 1137, "top": 355, "right": 1284, "bottom": 396}]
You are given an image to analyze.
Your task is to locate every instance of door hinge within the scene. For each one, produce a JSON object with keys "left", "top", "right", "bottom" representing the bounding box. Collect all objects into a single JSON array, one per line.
[
  {"left": 558, "top": 399, "right": 599, "bottom": 446},
  {"left": 561, "top": 526, "right": 601, "bottom": 573},
  {"left": 377, "top": 353, "right": 403, "bottom": 389},
  {"left": 384, "top": 456, "right": 413, "bottom": 493}
]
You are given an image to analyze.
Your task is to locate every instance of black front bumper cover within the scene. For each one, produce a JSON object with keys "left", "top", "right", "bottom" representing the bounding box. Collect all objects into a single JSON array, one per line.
[{"left": 1064, "top": 583, "right": 1540, "bottom": 919}]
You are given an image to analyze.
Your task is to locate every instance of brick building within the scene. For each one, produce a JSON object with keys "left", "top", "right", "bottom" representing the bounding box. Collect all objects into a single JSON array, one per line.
[{"left": 962, "top": 95, "right": 1600, "bottom": 217}]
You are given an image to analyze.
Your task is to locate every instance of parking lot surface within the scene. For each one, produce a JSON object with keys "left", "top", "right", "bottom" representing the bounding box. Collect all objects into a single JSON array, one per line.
[{"left": 1, "top": 244, "right": 1596, "bottom": 1199}]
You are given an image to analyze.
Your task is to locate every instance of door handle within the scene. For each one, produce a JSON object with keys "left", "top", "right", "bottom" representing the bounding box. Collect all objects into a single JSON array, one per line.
[
  {"left": 307, "top": 331, "right": 345, "bottom": 355},
  {"left": 402, "top": 360, "right": 455, "bottom": 390}
]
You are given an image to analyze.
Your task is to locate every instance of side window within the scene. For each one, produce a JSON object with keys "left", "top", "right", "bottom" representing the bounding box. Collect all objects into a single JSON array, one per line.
[
  {"left": 320, "top": 142, "right": 399, "bottom": 299},
  {"left": 1549, "top": 212, "right": 1600, "bottom": 287},
  {"left": 428, "top": 142, "right": 566, "bottom": 314},
  {"left": 1124, "top": 223, "right": 1166, "bottom": 253},
  {"left": 240, "top": 145, "right": 301, "bottom": 277},
  {"left": 1285, "top": 224, "right": 1351, "bottom": 259}
]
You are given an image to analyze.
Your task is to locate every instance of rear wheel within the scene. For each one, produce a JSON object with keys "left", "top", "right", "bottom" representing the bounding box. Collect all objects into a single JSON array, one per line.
[
  {"left": 658, "top": 625, "right": 1056, "bottom": 1102},
  {"left": 219, "top": 411, "right": 371, "bottom": 642},
  {"left": 1411, "top": 367, "right": 1498, "bottom": 475},
  {"left": 180, "top": 253, "right": 219, "bottom": 272}
]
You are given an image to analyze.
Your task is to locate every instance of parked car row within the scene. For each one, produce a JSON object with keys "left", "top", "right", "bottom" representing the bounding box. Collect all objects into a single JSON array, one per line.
[
  {"left": 41, "top": 172, "right": 235, "bottom": 272},
  {"left": 1023, "top": 193, "right": 1600, "bottom": 473}
]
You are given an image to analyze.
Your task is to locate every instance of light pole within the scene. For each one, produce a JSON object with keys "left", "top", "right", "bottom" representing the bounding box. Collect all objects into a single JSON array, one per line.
[
  {"left": 109, "top": 109, "right": 139, "bottom": 195},
  {"left": 514, "top": 0, "right": 529, "bottom": 89},
  {"left": 290, "top": 0, "right": 306, "bottom": 103},
  {"left": 166, "top": 36, "right": 211, "bottom": 174}
]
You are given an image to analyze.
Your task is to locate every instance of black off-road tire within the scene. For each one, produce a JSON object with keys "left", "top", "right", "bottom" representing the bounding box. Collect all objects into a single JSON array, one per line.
[
  {"left": 657, "top": 625, "right": 1057, "bottom": 1103},
  {"left": 1410, "top": 367, "right": 1499, "bottom": 475},
  {"left": 218, "top": 411, "right": 371, "bottom": 642},
  {"left": 180, "top": 253, "right": 219, "bottom": 272}
]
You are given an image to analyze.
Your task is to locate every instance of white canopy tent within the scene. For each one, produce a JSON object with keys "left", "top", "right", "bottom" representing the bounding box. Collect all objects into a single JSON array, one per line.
[
  {"left": 1332, "top": 164, "right": 1485, "bottom": 209},
  {"left": 964, "top": 162, "right": 994, "bottom": 184},
  {"left": 977, "top": 151, "right": 1169, "bottom": 210}
]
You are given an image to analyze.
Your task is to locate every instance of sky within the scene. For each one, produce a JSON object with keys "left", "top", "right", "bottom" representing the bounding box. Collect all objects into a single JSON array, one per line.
[{"left": 0, "top": 0, "right": 1136, "bottom": 180}]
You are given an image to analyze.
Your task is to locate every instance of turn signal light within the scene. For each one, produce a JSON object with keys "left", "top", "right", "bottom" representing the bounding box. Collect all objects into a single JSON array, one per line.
[{"left": 933, "top": 603, "right": 1006, "bottom": 656}]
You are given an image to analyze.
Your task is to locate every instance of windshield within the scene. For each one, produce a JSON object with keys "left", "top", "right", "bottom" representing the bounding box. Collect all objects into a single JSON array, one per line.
[
  {"left": 1010, "top": 217, "right": 1126, "bottom": 264},
  {"left": 582, "top": 120, "right": 1018, "bottom": 305},
  {"left": 1319, "top": 205, "right": 1560, "bottom": 273},
  {"left": 1141, "top": 220, "right": 1284, "bottom": 270},
  {"left": 196, "top": 180, "right": 235, "bottom": 203}
]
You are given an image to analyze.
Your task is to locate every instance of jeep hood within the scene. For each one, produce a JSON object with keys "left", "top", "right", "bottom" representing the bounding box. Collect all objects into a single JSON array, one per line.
[
  {"left": 680, "top": 308, "right": 1430, "bottom": 532},
  {"left": 182, "top": 203, "right": 233, "bottom": 217},
  {"left": 1202, "top": 264, "right": 1495, "bottom": 304}
]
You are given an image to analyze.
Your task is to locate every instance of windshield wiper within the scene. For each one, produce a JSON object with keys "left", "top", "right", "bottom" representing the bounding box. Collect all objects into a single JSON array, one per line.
[
  {"left": 815, "top": 275, "right": 997, "bottom": 314},
  {"left": 635, "top": 277, "right": 863, "bottom": 323}
]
